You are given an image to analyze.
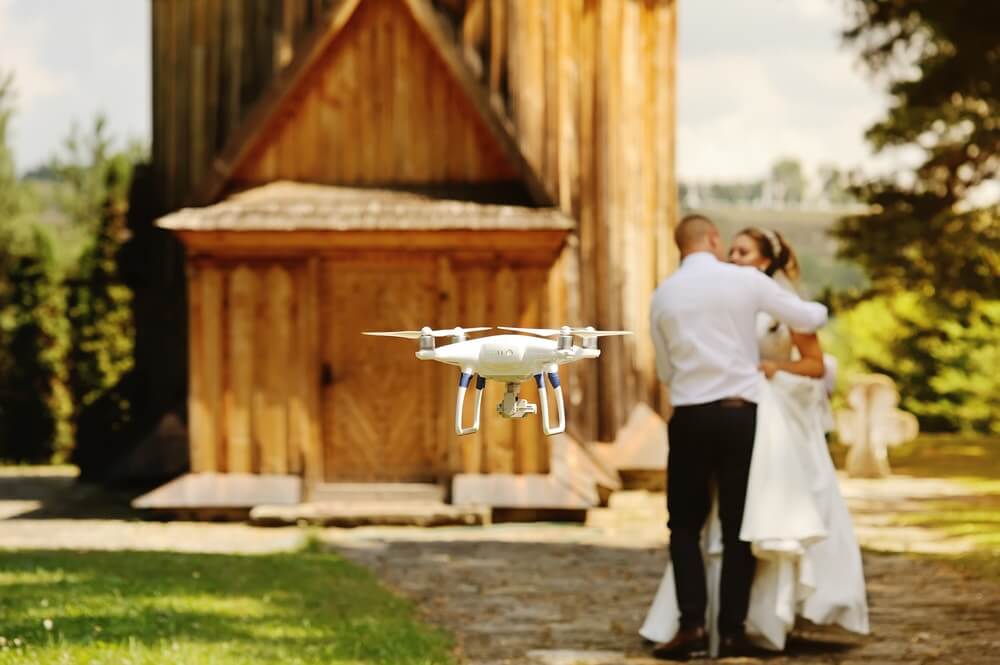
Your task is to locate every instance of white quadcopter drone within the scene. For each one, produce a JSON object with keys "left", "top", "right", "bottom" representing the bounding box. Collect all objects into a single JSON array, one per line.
[{"left": 363, "top": 326, "right": 631, "bottom": 436}]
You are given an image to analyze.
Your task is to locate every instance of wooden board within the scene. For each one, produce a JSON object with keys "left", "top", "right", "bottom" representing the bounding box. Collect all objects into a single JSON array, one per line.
[
  {"left": 233, "top": 0, "right": 519, "bottom": 187},
  {"left": 225, "top": 265, "right": 255, "bottom": 472},
  {"left": 319, "top": 257, "right": 441, "bottom": 481},
  {"left": 133, "top": 472, "right": 302, "bottom": 509}
]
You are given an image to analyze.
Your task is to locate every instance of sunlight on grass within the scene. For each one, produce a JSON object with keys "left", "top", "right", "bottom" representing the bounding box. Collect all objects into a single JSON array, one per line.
[
  {"left": 0, "top": 548, "right": 453, "bottom": 665},
  {"left": 836, "top": 434, "right": 1000, "bottom": 582}
]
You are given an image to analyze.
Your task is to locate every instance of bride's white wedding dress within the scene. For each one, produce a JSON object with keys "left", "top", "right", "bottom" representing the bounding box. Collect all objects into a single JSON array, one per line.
[{"left": 640, "top": 306, "right": 869, "bottom": 655}]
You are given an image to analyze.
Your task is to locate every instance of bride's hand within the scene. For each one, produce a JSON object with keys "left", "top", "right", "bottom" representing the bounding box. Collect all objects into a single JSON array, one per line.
[{"left": 759, "top": 360, "right": 779, "bottom": 378}]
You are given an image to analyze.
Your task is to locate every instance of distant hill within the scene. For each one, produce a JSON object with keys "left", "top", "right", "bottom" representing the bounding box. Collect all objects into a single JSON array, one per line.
[{"left": 686, "top": 206, "right": 870, "bottom": 298}]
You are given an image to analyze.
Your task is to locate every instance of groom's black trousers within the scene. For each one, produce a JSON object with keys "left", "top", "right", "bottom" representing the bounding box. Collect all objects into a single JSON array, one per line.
[{"left": 667, "top": 399, "right": 757, "bottom": 637}]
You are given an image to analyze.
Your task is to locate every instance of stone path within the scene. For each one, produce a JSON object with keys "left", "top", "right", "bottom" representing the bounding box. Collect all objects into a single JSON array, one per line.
[
  {"left": 2, "top": 468, "right": 999, "bottom": 663},
  {"left": 325, "top": 488, "right": 1000, "bottom": 665}
]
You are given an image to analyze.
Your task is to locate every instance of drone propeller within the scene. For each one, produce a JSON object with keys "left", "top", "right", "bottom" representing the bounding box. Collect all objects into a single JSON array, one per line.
[
  {"left": 363, "top": 326, "right": 491, "bottom": 339},
  {"left": 498, "top": 326, "right": 632, "bottom": 338}
]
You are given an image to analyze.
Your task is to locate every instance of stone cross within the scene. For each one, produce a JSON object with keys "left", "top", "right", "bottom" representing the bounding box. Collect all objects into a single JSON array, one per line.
[{"left": 835, "top": 374, "right": 919, "bottom": 478}]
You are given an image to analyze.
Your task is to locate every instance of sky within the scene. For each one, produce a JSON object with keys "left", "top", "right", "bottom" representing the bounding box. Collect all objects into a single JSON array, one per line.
[{"left": 0, "top": 0, "right": 887, "bottom": 183}]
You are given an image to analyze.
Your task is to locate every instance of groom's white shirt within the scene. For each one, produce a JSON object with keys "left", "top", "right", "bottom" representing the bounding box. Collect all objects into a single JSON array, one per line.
[{"left": 650, "top": 251, "right": 828, "bottom": 406}]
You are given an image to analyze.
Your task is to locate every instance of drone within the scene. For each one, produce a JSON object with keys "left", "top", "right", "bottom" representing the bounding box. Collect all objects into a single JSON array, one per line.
[{"left": 363, "top": 326, "right": 631, "bottom": 436}]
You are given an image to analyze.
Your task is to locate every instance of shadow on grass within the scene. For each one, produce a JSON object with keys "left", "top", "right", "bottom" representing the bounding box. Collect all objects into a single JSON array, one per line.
[{"left": 0, "top": 549, "right": 452, "bottom": 664}]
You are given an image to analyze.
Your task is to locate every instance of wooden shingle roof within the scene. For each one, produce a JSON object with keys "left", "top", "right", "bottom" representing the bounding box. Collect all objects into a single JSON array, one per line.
[{"left": 157, "top": 182, "right": 574, "bottom": 232}]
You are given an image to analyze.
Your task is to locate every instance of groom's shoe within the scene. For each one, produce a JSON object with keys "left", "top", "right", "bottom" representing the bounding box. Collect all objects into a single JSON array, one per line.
[
  {"left": 717, "top": 633, "right": 758, "bottom": 659},
  {"left": 651, "top": 626, "right": 709, "bottom": 661}
]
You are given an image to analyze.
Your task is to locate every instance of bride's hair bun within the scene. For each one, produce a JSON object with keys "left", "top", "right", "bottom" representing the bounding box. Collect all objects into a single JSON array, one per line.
[{"left": 738, "top": 227, "right": 801, "bottom": 281}]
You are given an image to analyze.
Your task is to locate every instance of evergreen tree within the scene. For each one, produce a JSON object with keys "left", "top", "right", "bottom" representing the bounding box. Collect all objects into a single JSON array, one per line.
[
  {"left": 66, "top": 153, "right": 134, "bottom": 434},
  {"left": 0, "top": 230, "right": 71, "bottom": 462},
  {"left": 835, "top": 0, "right": 999, "bottom": 305}
]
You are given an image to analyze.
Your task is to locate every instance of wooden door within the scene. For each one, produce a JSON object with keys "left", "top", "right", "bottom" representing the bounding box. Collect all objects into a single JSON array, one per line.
[{"left": 319, "top": 257, "right": 443, "bottom": 481}]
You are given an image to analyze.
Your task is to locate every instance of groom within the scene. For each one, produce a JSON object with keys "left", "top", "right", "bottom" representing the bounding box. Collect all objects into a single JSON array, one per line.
[{"left": 649, "top": 215, "right": 828, "bottom": 659}]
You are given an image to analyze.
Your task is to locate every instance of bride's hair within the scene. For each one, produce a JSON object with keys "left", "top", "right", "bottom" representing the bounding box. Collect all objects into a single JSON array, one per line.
[{"left": 736, "top": 227, "right": 801, "bottom": 282}]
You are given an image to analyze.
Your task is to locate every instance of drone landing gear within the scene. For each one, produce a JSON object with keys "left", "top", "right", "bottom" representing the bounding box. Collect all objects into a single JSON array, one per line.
[
  {"left": 453, "top": 370, "right": 566, "bottom": 437},
  {"left": 498, "top": 383, "right": 537, "bottom": 419}
]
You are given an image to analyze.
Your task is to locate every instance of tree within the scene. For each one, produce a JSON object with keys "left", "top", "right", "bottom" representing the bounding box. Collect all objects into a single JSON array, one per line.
[
  {"left": 817, "top": 163, "right": 853, "bottom": 207},
  {"left": 0, "top": 230, "right": 71, "bottom": 461},
  {"left": 66, "top": 153, "right": 134, "bottom": 432},
  {"left": 834, "top": 0, "right": 1000, "bottom": 305},
  {"left": 51, "top": 119, "right": 139, "bottom": 449},
  {"left": 767, "top": 158, "right": 807, "bottom": 206}
]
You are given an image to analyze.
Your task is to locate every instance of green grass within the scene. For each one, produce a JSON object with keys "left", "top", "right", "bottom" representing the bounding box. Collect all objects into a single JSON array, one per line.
[
  {"left": 832, "top": 434, "right": 1000, "bottom": 581},
  {"left": 830, "top": 433, "right": 1000, "bottom": 487},
  {"left": 0, "top": 548, "right": 454, "bottom": 665}
]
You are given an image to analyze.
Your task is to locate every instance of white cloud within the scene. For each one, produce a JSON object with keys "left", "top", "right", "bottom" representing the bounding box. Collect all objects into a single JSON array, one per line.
[
  {"left": 0, "top": 0, "right": 149, "bottom": 172},
  {"left": 786, "top": 0, "right": 843, "bottom": 22},
  {"left": 677, "top": 0, "right": 891, "bottom": 183},
  {"left": 0, "top": 0, "right": 68, "bottom": 108}
]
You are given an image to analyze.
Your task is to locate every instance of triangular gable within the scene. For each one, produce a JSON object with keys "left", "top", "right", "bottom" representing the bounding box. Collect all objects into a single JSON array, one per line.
[{"left": 194, "top": 0, "right": 551, "bottom": 206}]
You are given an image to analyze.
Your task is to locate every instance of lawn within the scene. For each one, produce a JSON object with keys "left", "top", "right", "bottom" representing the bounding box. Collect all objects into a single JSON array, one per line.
[
  {"left": 832, "top": 433, "right": 1000, "bottom": 581},
  {"left": 0, "top": 545, "right": 454, "bottom": 665}
]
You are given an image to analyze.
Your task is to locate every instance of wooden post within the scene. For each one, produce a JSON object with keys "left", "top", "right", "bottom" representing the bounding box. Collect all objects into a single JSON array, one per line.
[
  {"left": 488, "top": 0, "right": 506, "bottom": 99},
  {"left": 226, "top": 265, "right": 255, "bottom": 472},
  {"left": 260, "top": 265, "right": 292, "bottom": 474},
  {"left": 437, "top": 257, "right": 460, "bottom": 474},
  {"left": 189, "top": 261, "right": 223, "bottom": 472},
  {"left": 460, "top": 267, "right": 488, "bottom": 473},
  {"left": 302, "top": 256, "right": 324, "bottom": 485}
]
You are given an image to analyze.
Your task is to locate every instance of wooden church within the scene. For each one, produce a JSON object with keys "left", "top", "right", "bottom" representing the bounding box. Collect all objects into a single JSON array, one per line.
[{"left": 137, "top": 0, "right": 678, "bottom": 519}]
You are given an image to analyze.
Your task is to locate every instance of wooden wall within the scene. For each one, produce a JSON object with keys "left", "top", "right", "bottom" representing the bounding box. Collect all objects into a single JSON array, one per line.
[
  {"left": 152, "top": 0, "right": 339, "bottom": 210},
  {"left": 187, "top": 256, "right": 322, "bottom": 478},
  {"left": 185, "top": 241, "right": 564, "bottom": 483},
  {"left": 469, "top": 0, "right": 680, "bottom": 439},
  {"left": 234, "top": 0, "right": 519, "bottom": 188}
]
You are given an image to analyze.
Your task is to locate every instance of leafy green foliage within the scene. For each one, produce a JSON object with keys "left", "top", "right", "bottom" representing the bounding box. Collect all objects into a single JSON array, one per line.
[
  {"left": 0, "top": 231, "right": 72, "bottom": 462},
  {"left": 64, "top": 151, "right": 135, "bottom": 434},
  {"left": 835, "top": 0, "right": 1000, "bottom": 303},
  {"left": 0, "top": 548, "right": 454, "bottom": 665},
  {"left": 823, "top": 293, "right": 1000, "bottom": 434},
  {"left": 0, "top": 72, "right": 141, "bottom": 463}
]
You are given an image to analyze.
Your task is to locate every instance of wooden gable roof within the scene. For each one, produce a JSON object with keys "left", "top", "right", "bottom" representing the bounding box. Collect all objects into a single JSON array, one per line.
[{"left": 194, "top": 0, "right": 550, "bottom": 206}]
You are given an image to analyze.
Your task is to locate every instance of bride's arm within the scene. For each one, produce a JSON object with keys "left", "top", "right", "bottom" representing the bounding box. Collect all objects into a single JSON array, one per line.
[{"left": 760, "top": 331, "right": 826, "bottom": 378}]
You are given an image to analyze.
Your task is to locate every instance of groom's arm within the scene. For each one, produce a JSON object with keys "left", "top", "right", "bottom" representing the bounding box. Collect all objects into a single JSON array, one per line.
[{"left": 753, "top": 271, "right": 828, "bottom": 332}]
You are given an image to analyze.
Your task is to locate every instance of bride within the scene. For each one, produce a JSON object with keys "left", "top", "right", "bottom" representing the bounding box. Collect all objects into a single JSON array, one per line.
[{"left": 642, "top": 227, "right": 869, "bottom": 657}]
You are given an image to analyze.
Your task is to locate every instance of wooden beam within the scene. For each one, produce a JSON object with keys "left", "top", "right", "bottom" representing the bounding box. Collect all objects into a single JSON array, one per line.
[
  {"left": 225, "top": 265, "right": 255, "bottom": 472},
  {"left": 174, "top": 229, "right": 570, "bottom": 256},
  {"left": 193, "top": 0, "right": 363, "bottom": 204},
  {"left": 400, "top": 0, "right": 553, "bottom": 206},
  {"left": 302, "top": 256, "right": 324, "bottom": 484}
]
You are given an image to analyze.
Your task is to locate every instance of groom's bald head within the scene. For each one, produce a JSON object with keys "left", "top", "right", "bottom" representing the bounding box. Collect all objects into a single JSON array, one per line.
[{"left": 675, "top": 214, "right": 724, "bottom": 258}]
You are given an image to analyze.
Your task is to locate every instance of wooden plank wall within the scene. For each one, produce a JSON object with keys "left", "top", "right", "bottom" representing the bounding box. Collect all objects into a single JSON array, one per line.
[
  {"left": 152, "top": 0, "right": 338, "bottom": 210},
  {"left": 446, "top": 259, "right": 560, "bottom": 475},
  {"left": 187, "top": 250, "right": 560, "bottom": 480},
  {"left": 234, "top": 0, "right": 518, "bottom": 187},
  {"left": 499, "top": 0, "right": 678, "bottom": 440},
  {"left": 187, "top": 257, "right": 321, "bottom": 477}
]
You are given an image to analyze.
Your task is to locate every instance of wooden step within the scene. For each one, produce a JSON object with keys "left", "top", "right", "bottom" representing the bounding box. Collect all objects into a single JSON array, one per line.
[
  {"left": 249, "top": 500, "right": 489, "bottom": 527},
  {"left": 306, "top": 482, "right": 446, "bottom": 504}
]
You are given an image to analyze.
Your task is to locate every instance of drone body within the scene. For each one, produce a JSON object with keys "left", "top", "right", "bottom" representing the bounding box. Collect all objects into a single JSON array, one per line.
[{"left": 364, "top": 326, "right": 630, "bottom": 436}]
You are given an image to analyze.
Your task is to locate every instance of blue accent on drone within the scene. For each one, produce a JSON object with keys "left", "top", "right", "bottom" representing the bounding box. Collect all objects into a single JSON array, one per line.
[
  {"left": 547, "top": 372, "right": 561, "bottom": 388},
  {"left": 459, "top": 372, "right": 472, "bottom": 388},
  {"left": 534, "top": 374, "right": 544, "bottom": 389},
  {"left": 476, "top": 375, "right": 486, "bottom": 390}
]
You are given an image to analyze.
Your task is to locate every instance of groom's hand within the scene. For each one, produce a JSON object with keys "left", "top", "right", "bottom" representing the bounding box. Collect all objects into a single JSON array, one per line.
[{"left": 759, "top": 360, "right": 779, "bottom": 378}]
